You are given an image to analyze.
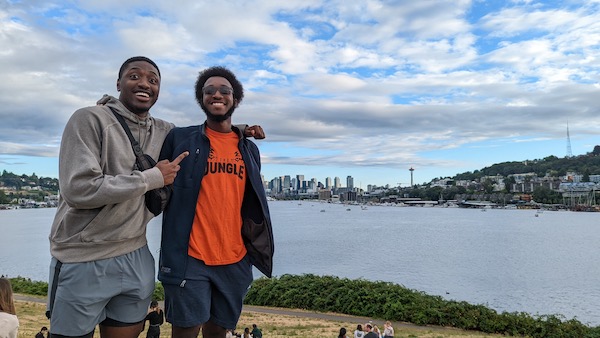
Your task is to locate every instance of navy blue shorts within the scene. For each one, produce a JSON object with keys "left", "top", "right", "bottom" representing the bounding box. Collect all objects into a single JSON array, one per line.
[{"left": 164, "top": 255, "right": 253, "bottom": 329}]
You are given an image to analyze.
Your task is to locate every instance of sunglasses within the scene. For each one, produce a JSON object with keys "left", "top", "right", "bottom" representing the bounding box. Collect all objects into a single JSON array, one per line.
[{"left": 202, "top": 85, "right": 234, "bottom": 96}]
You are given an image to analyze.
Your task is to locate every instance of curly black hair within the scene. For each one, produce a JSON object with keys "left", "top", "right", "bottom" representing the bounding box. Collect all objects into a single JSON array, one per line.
[{"left": 194, "top": 66, "right": 244, "bottom": 108}]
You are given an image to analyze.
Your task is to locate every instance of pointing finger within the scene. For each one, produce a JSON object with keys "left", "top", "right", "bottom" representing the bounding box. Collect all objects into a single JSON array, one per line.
[{"left": 172, "top": 151, "right": 189, "bottom": 165}]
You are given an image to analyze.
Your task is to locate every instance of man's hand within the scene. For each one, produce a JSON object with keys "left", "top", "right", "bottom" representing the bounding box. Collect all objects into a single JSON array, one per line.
[
  {"left": 244, "top": 125, "right": 265, "bottom": 139},
  {"left": 155, "top": 151, "right": 189, "bottom": 185}
]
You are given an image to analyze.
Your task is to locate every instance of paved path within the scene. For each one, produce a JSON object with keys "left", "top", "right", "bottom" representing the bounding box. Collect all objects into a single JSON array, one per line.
[
  {"left": 240, "top": 305, "right": 450, "bottom": 332},
  {"left": 15, "top": 294, "right": 455, "bottom": 334}
]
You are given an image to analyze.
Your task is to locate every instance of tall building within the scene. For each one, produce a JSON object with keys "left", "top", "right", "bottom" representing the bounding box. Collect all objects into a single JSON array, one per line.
[
  {"left": 325, "top": 177, "right": 332, "bottom": 189},
  {"left": 283, "top": 175, "right": 291, "bottom": 192},
  {"left": 270, "top": 177, "right": 281, "bottom": 194},
  {"left": 347, "top": 175, "right": 354, "bottom": 189},
  {"left": 296, "top": 174, "right": 304, "bottom": 190},
  {"left": 311, "top": 178, "right": 317, "bottom": 189},
  {"left": 334, "top": 177, "right": 341, "bottom": 188}
]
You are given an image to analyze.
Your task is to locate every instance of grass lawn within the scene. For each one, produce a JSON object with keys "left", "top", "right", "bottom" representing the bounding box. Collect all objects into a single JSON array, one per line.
[{"left": 16, "top": 299, "right": 505, "bottom": 338}]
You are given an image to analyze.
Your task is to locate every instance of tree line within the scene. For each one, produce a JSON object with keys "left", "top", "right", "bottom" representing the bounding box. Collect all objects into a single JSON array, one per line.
[
  {"left": 454, "top": 147, "right": 600, "bottom": 182},
  {"left": 0, "top": 170, "right": 59, "bottom": 204}
]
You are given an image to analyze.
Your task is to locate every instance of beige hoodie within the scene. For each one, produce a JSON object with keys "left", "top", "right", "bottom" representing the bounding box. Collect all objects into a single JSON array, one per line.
[{"left": 49, "top": 96, "right": 174, "bottom": 263}]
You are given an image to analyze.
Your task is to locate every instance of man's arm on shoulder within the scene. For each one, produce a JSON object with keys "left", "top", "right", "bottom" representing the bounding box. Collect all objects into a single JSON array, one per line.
[{"left": 236, "top": 124, "right": 265, "bottom": 139}]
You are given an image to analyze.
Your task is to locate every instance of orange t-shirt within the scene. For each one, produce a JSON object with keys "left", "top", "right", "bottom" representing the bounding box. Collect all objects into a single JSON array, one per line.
[{"left": 188, "top": 127, "right": 247, "bottom": 265}]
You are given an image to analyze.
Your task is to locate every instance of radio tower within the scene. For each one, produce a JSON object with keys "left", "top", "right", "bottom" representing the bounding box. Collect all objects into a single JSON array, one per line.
[
  {"left": 566, "top": 122, "right": 573, "bottom": 158},
  {"left": 409, "top": 167, "right": 414, "bottom": 187}
]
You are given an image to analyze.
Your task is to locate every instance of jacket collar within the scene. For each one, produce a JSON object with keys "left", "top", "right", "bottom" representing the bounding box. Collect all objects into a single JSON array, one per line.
[{"left": 200, "top": 121, "right": 243, "bottom": 138}]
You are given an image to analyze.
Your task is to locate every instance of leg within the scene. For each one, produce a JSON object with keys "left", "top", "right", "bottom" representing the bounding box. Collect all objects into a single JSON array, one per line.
[
  {"left": 99, "top": 322, "right": 144, "bottom": 338},
  {"left": 103, "top": 246, "right": 156, "bottom": 336},
  {"left": 163, "top": 257, "right": 213, "bottom": 337},
  {"left": 146, "top": 325, "right": 160, "bottom": 338},
  {"left": 172, "top": 324, "right": 201, "bottom": 338},
  {"left": 164, "top": 256, "right": 251, "bottom": 338},
  {"left": 202, "top": 320, "right": 226, "bottom": 338},
  {"left": 48, "top": 248, "right": 154, "bottom": 338}
]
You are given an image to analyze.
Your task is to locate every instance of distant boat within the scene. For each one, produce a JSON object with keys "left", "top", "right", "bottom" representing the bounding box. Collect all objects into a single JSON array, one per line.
[
  {"left": 346, "top": 208, "right": 351, "bottom": 211},
  {"left": 320, "top": 209, "right": 326, "bottom": 212},
  {"left": 361, "top": 206, "right": 368, "bottom": 210}
]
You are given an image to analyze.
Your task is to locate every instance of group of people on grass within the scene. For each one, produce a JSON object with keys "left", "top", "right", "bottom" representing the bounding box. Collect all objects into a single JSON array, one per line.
[
  {"left": 338, "top": 321, "right": 395, "bottom": 338},
  {"left": 226, "top": 324, "right": 263, "bottom": 338}
]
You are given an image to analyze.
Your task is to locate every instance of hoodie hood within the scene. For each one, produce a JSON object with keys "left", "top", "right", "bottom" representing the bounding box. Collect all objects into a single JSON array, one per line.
[{"left": 97, "top": 94, "right": 152, "bottom": 126}]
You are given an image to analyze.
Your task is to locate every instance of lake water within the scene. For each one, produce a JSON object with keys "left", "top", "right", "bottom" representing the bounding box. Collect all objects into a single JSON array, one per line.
[{"left": 1, "top": 201, "right": 599, "bottom": 326}]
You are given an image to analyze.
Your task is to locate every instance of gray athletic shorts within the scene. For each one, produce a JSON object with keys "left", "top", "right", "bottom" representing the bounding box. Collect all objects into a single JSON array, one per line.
[
  {"left": 164, "top": 255, "right": 253, "bottom": 329},
  {"left": 47, "top": 245, "right": 155, "bottom": 336}
]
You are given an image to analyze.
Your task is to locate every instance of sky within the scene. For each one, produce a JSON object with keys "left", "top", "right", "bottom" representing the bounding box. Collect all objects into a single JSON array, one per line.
[{"left": 2, "top": 0, "right": 600, "bottom": 188}]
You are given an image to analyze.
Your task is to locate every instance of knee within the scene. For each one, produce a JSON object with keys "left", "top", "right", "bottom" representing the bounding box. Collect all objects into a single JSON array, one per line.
[{"left": 202, "top": 321, "right": 226, "bottom": 337}]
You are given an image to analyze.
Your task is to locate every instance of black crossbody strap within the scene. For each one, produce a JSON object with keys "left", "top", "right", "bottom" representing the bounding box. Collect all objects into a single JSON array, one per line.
[
  {"left": 109, "top": 107, "right": 144, "bottom": 158},
  {"left": 45, "top": 260, "right": 63, "bottom": 319}
]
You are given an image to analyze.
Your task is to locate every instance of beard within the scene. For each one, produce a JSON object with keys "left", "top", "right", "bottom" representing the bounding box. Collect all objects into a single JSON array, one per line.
[{"left": 203, "top": 105, "right": 236, "bottom": 122}]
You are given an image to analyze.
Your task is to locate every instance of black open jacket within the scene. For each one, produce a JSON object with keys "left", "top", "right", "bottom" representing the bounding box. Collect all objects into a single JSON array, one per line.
[{"left": 157, "top": 123, "right": 274, "bottom": 286}]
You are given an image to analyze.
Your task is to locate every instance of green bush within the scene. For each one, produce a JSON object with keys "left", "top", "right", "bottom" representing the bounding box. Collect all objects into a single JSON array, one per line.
[
  {"left": 9, "top": 277, "right": 48, "bottom": 296},
  {"left": 152, "top": 282, "right": 164, "bottom": 301},
  {"left": 244, "top": 274, "right": 600, "bottom": 337}
]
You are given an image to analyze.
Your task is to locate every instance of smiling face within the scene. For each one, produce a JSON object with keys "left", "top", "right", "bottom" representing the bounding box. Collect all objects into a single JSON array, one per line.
[
  {"left": 200, "top": 76, "right": 238, "bottom": 123},
  {"left": 117, "top": 60, "right": 160, "bottom": 117}
]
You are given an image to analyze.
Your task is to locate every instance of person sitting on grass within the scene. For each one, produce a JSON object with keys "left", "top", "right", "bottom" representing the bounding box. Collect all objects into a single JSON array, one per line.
[
  {"left": 36, "top": 326, "right": 49, "bottom": 338},
  {"left": 363, "top": 323, "right": 378, "bottom": 338},
  {"left": 250, "top": 324, "right": 262, "bottom": 338}
]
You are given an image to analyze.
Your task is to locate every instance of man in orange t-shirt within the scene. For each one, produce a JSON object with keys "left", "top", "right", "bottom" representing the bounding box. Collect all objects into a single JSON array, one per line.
[{"left": 158, "top": 66, "right": 274, "bottom": 338}]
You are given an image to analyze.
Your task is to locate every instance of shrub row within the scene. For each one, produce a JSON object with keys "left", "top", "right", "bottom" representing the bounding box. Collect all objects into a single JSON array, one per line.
[
  {"left": 9, "top": 277, "right": 48, "bottom": 296},
  {"left": 244, "top": 274, "right": 600, "bottom": 338},
  {"left": 9, "top": 274, "right": 600, "bottom": 337}
]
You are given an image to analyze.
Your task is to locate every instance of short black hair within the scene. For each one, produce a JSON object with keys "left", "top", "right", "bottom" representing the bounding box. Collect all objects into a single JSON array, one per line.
[
  {"left": 194, "top": 66, "right": 244, "bottom": 107},
  {"left": 118, "top": 56, "right": 160, "bottom": 79}
]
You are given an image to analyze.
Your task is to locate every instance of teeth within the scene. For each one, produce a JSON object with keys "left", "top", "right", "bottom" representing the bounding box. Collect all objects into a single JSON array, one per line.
[
  {"left": 212, "top": 102, "right": 224, "bottom": 106},
  {"left": 136, "top": 92, "right": 149, "bottom": 98}
]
